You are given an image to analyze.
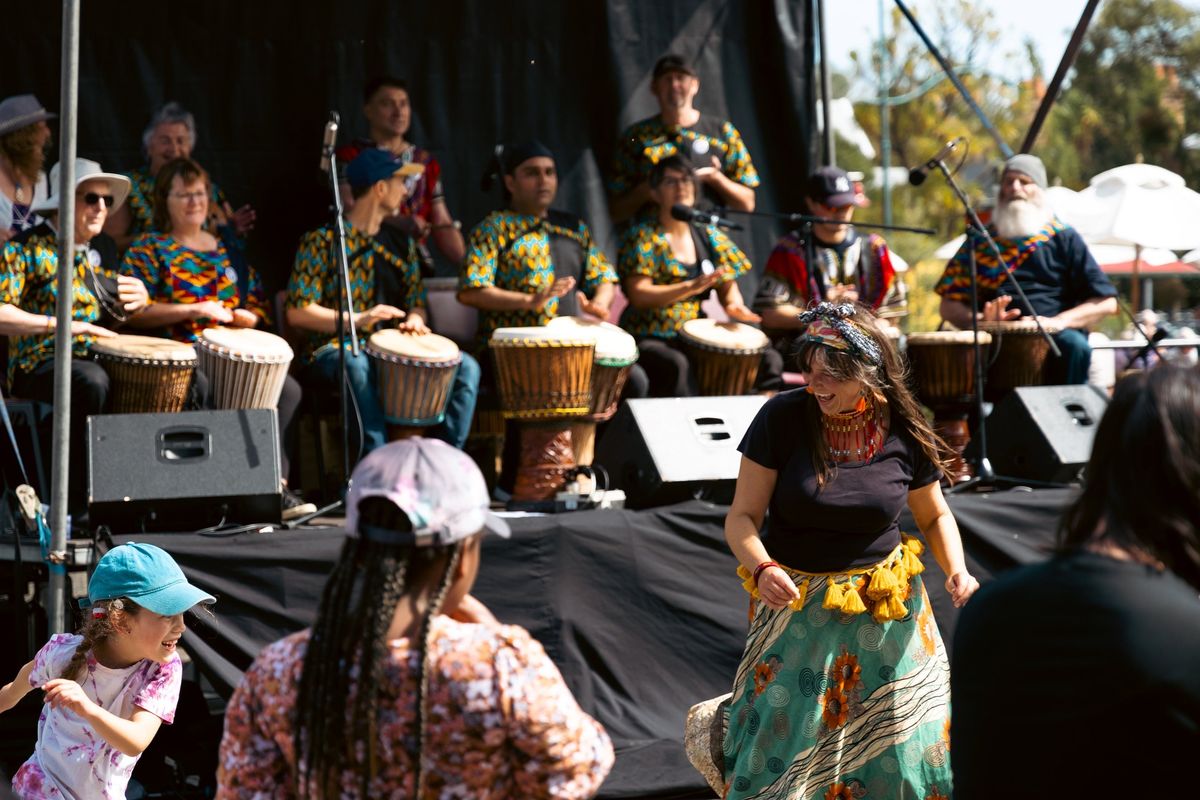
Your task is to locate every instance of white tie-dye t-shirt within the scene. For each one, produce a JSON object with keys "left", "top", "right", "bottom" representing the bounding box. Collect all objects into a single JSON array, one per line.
[{"left": 12, "top": 633, "right": 181, "bottom": 800}]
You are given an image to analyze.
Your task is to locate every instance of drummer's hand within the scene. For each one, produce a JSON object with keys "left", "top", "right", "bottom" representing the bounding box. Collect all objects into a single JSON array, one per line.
[
  {"left": 576, "top": 291, "right": 610, "bottom": 320},
  {"left": 396, "top": 315, "right": 430, "bottom": 335},
  {"left": 191, "top": 301, "right": 234, "bottom": 324},
  {"left": 69, "top": 320, "right": 117, "bottom": 338},
  {"left": 758, "top": 566, "right": 801, "bottom": 611},
  {"left": 529, "top": 277, "right": 576, "bottom": 309},
  {"left": 981, "top": 295, "right": 1021, "bottom": 322},
  {"left": 725, "top": 302, "right": 761, "bottom": 324},
  {"left": 825, "top": 284, "right": 859, "bottom": 304},
  {"left": 358, "top": 304, "right": 406, "bottom": 329},
  {"left": 945, "top": 571, "right": 980, "bottom": 608},
  {"left": 230, "top": 204, "right": 256, "bottom": 236},
  {"left": 116, "top": 275, "right": 150, "bottom": 314},
  {"left": 230, "top": 309, "right": 259, "bottom": 328}
]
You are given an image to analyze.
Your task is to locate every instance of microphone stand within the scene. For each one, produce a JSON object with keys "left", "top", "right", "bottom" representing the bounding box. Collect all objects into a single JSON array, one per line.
[{"left": 291, "top": 146, "right": 361, "bottom": 526}]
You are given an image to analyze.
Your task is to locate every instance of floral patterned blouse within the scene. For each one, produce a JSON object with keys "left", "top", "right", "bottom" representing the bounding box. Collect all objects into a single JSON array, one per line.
[{"left": 216, "top": 616, "right": 614, "bottom": 799}]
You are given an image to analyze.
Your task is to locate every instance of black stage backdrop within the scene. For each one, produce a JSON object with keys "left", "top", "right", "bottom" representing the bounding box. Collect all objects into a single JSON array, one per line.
[
  {"left": 4, "top": 0, "right": 815, "bottom": 296},
  {"left": 95, "top": 490, "right": 1071, "bottom": 799}
]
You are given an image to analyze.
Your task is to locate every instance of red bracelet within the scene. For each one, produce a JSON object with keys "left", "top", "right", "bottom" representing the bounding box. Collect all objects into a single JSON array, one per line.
[{"left": 753, "top": 561, "right": 780, "bottom": 585}]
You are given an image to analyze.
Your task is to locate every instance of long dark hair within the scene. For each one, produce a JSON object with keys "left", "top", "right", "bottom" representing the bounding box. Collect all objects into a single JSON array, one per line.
[
  {"left": 1059, "top": 365, "right": 1200, "bottom": 590},
  {"left": 791, "top": 304, "right": 954, "bottom": 487},
  {"left": 295, "top": 498, "right": 462, "bottom": 798}
]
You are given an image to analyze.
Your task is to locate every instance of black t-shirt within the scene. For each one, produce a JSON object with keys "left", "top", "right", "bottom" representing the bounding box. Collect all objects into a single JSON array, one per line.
[
  {"left": 738, "top": 389, "right": 941, "bottom": 572},
  {"left": 951, "top": 549, "right": 1200, "bottom": 797},
  {"left": 981, "top": 225, "right": 1117, "bottom": 318}
]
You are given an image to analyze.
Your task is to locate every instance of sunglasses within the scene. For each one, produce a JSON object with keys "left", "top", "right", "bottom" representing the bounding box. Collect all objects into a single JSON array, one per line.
[{"left": 79, "top": 192, "right": 115, "bottom": 208}]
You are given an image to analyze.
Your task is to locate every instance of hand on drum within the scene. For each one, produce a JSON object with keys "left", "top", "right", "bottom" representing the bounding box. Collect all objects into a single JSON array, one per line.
[
  {"left": 68, "top": 320, "right": 117, "bottom": 338},
  {"left": 724, "top": 302, "right": 761, "bottom": 324},
  {"left": 945, "top": 571, "right": 980, "bottom": 607},
  {"left": 230, "top": 308, "right": 259, "bottom": 328},
  {"left": 825, "top": 284, "right": 859, "bottom": 304},
  {"left": 116, "top": 275, "right": 150, "bottom": 314},
  {"left": 190, "top": 301, "right": 234, "bottom": 324},
  {"left": 576, "top": 290, "right": 611, "bottom": 321},
  {"left": 359, "top": 304, "right": 406, "bottom": 329},
  {"left": 758, "top": 566, "right": 801, "bottom": 610},
  {"left": 981, "top": 295, "right": 1022, "bottom": 322},
  {"left": 529, "top": 276, "right": 576, "bottom": 310}
]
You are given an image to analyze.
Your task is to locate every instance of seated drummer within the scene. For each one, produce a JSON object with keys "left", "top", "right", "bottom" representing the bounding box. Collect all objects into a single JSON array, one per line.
[
  {"left": 617, "top": 155, "right": 780, "bottom": 396},
  {"left": 287, "top": 148, "right": 480, "bottom": 456},
  {"left": 119, "top": 157, "right": 313, "bottom": 521},
  {"left": 752, "top": 166, "right": 904, "bottom": 365},
  {"left": 0, "top": 158, "right": 149, "bottom": 514},
  {"left": 935, "top": 155, "right": 1118, "bottom": 385}
]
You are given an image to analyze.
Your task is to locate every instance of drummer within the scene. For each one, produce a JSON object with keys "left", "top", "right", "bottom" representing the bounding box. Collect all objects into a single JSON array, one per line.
[
  {"left": 0, "top": 157, "right": 149, "bottom": 513},
  {"left": 935, "top": 154, "right": 1118, "bottom": 384},
  {"left": 119, "top": 157, "right": 313, "bottom": 520},
  {"left": 287, "top": 148, "right": 480, "bottom": 455},
  {"left": 617, "top": 154, "right": 781, "bottom": 396}
]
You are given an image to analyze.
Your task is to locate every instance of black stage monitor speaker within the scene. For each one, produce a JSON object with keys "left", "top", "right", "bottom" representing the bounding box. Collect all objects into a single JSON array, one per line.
[
  {"left": 88, "top": 409, "right": 281, "bottom": 531},
  {"left": 595, "top": 395, "right": 767, "bottom": 509},
  {"left": 966, "top": 384, "right": 1108, "bottom": 484}
]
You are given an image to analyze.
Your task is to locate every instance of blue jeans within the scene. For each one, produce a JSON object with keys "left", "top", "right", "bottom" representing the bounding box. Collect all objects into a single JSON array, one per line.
[{"left": 311, "top": 346, "right": 480, "bottom": 454}]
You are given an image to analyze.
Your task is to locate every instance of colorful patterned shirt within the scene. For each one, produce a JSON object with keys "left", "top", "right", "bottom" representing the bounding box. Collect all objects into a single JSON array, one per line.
[
  {"left": 13, "top": 633, "right": 181, "bottom": 800},
  {"left": 934, "top": 220, "right": 1116, "bottom": 319},
  {"left": 287, "top": 219, "right": 426, "bottom": 362},
  {"left": 610, "top": 113, "right": 759, "bottom": 216},
  {"left": 0, "top": 228, "right": 115, "bottom": 382},
  {"left": 216, "top": 617, "right": 614, "bottom": 799},
  {"left": 121, "top": 232, "right": 269, "bottom": 343},
  {"left": 123, "top": 167, "right": 230, "bottom": 238},
  {"left": 460, "top": 210, "right": 618, "bottom": 341},
  {"left": 616, "top": 219, "right": 751, "bottom": 339}
]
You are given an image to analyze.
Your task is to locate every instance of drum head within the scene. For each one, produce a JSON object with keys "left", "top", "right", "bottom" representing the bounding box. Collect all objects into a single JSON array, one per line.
[
  {"left": 547, "top": 316, "right": 637, "bottom": 364},
  {"left": 680, "top": 319, "right": 769, "bottom": 351},
  {"left": 368, "top": 329, "right": 460, "bottom": 361},
  {"left": 200, "top": 327, "right": 294, "bottom": 359},
  {"left": 91, "top": 334, "right": 196, "bottom": 362},
  {"left": 906, "top": 330, "right": 992, "bottom": 346},
  {"left": 489, "top": 326, "right": 594, "bottom": 346}
]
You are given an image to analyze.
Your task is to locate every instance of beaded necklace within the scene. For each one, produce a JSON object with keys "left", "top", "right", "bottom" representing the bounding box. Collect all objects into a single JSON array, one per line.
[{"left": 822, "top": 395, "right": 886, "bottom": 462}]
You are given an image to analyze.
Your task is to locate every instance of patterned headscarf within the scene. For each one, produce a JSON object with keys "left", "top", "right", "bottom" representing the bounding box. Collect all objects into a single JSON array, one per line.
[{"left": 797, "top": 302, "right": 883, "bottom": 366}]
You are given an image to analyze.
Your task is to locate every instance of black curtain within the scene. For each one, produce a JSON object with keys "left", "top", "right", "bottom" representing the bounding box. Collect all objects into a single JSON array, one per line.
[{"left": 4, "top": 0, "right": 815, "bottom": 301}]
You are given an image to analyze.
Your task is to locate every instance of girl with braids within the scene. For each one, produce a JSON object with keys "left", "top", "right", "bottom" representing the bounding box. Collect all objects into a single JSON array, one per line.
[
  {"left": 719, "top": 302, "right": 978, "bottom": 799},
  {"left": 0, "top": 543, "right": 215, "bottom": 799},
  {"left": 216, "top": 438, "right": 614, "bottom": 799}
]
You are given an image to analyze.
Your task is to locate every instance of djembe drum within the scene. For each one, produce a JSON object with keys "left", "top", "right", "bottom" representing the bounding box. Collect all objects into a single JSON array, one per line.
[
  {"left": 547, "top": 316, "right": 639, "bottom": 466},
  {"left": 196, "top": 327, "right": 293, "bottom": 410},
  {"left": 905, "top": 330, "right": 992, "bottom": 483},
  {"left": 91, "top": 335, "right": 196, "bottom": 413},
  {"left": 679, "top": 319, "right": 769, "bottom": 396},
  {"left": 366, "top": 329, "right": 462, "bottom": 439},
  {"left": 980, "top": 319, "right": 1061, "bottom": 401},
  {"left": 489, "top": 326, "right": 595, "bottom": 502}
]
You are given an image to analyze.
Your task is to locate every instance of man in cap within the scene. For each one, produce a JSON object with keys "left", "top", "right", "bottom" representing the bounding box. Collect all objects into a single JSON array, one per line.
[
  {"left": 0, "top": 94, "right": 56, "bottom": 243},
  {"left": 0, "top": 158, "right": 150, "bottom": 511},
  {"left": 287, "top": 148, "right": 480, "bottom": 456},
  {"left": 753, "top": 165, "right": 904, "bottom": 358},
  {"left": 609, "top": 53, "right": 759, "bottom": 222},
  {"left": 936, "top": 154, "right": 1118, "bottom": 384}
]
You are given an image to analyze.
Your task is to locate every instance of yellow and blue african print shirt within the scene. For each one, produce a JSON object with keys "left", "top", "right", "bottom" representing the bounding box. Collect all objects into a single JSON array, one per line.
[
  {"left": 124, "top": 167, "right": 230, "bottom": 238},
  {"left": 460, "top": 210, "right": 618, "bottom": 341},
  {"left": 610, "top": 113, "right": 759, "bottom": 215},
  {"left": 121, "top": 232, "right": 269, "bottom": 344},
  {"left": 616, "top": 220, "right": 751, "bottom": 339},
  {"left": 0, "top": 229, "right": 112, "bottom": 381},
  {"left": 286, "top": 220, "right": 426, "bottom": 362}
]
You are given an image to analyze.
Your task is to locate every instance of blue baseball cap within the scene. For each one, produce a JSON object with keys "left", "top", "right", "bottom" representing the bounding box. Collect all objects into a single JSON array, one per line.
[
  {"left": 89, "top": 543, "right": 216, "bottom": 616},
  {"left": 346, "top": 148, "right": 424, "bottom": 191}
]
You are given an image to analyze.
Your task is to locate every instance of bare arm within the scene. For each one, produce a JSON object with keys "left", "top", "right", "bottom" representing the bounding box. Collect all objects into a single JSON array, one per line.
[
  {"left": 0, "top": 660, "right": 35, "bottom": 713},
  {"left": 41, "top": 679, "right": 164, "bottom": 756},
  {"left": 725, "top": 456, "right": 799, "bottom": 610},
  {"left": 907, "top": 481, "right": 979, "bottom": 607}
]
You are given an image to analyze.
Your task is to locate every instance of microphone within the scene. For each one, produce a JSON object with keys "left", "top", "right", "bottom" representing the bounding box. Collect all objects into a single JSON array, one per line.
[
  {"left": 670, "top": 204, "right": 744, "bottom": 231},
  {"left": 908, "top": 137, "right": 965, "bottom": 186},
  {"left": 319, "top": 111, "right": 340, "bottom": 174}
]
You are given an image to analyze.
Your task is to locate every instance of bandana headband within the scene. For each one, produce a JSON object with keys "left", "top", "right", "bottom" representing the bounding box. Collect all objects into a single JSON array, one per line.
[{"left": 797, "top": 302, "right": 883, "bottom": 366}]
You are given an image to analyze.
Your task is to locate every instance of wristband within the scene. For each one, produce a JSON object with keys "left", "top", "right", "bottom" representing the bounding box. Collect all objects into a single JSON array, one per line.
[{"left": 752, "top": 560, "right": 780, "bottom": 586}]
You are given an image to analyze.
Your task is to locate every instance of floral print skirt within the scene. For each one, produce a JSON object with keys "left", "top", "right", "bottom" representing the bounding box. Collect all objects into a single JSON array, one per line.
[{"left": 722, "top": 570, "right": 953, "bottom": 800}]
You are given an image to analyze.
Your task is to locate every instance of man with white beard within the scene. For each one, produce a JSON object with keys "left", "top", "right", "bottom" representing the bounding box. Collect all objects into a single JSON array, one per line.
[{"left": 935, "top": 154, "right": 1117, "bottom": 384}]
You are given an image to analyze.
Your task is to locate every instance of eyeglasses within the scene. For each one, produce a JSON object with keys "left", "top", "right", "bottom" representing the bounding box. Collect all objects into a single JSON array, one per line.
[
  {"left": 169, "top": 190, "right": 208, "bottom": 203},
  {"left": 79, "top": 192, "right": 115, "bottom": 208}
]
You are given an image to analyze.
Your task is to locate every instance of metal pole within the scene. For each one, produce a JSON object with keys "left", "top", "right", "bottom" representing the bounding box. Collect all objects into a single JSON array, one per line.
[
  {"left": 816, "top": 0, "right": 835, "bottom": 166},
  {"left": 48, "top": 0, "right": 81, "bottom": 635},
  {"left": 878, "top": 0, "right": 892, "bottom": 226}
]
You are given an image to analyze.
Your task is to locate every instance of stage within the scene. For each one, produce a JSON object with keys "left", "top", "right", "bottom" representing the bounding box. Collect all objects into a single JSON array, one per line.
[{"left": 1, "top": 486, "right": 1073, "bottom": 798}]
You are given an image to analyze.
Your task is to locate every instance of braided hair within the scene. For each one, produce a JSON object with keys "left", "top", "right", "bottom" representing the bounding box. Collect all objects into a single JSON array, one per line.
[{"left": 295, "top": 497, "right": 462, "bottom": 798}]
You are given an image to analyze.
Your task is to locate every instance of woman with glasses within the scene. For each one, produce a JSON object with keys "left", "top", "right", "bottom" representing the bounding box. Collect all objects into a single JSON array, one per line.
[
  {"left": 121, "top": 157, "right": 313, "bottom": 520},
  {"left": 616, "top": 154, "right": 781, "bottom": 396}
]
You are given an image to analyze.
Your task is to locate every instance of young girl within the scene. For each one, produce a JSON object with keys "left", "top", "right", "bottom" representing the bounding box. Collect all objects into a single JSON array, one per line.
[{"left": 0, "top": 542, "right": 216, "bottom": 799}]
